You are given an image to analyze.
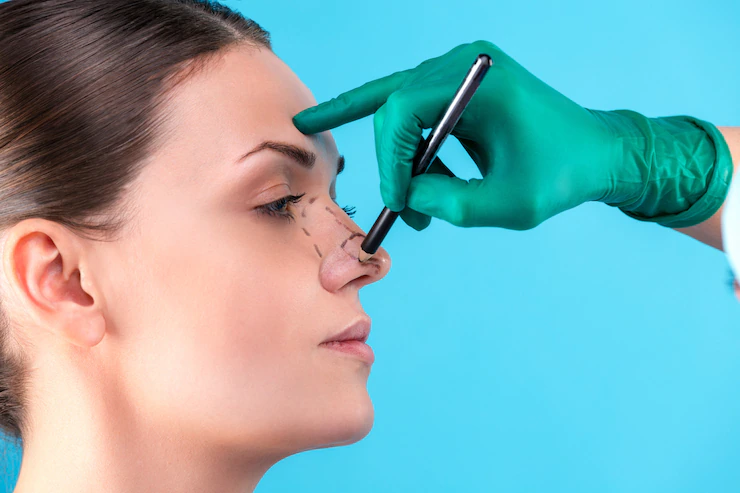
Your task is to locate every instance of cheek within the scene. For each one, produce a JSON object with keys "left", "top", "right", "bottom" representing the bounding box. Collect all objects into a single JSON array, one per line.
[
  {"left": 111, "top": 212, "right": 328, "bottom": 435},
  {"left": 106, "top": 204, "right": 373, "bottom": 451}
]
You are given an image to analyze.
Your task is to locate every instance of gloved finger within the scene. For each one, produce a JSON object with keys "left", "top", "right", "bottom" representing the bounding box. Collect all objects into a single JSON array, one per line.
[
  {"left": 399, "top": 206, "right": 431, "bottom": 231},
  {"left": 292, "top": 68, "right": 413, "bottom": 134},
  {"left": 292, "top": 40, "right": 489, "bottom": 135},
  {"left": 406, "top": 172, "right": 546, "bottom": 230},
  {"left": 373, "top": 80, "right": 460, "bottom": 211},
  {"left": 405, "top": 173, "right": 481, "bottom": 227},
  {"left": 371, "top": 104, "right": 457, "bottom": 185},
  {"left": 396, "top": 157, "right": 452, "bottom": 231}
]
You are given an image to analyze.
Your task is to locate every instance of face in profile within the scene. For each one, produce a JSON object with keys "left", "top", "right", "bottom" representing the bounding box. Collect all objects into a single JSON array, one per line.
[{"left": 78, "top": 44, "right": 391, "bottom": 457}]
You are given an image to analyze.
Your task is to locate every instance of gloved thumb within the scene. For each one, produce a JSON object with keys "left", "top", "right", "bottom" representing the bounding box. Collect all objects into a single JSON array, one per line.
[
  {"left": 406, "top": 173, "right": 487, "bottom": 228},
  {"left": 398, "top": 157, "right": 455, "bottom": 231}
]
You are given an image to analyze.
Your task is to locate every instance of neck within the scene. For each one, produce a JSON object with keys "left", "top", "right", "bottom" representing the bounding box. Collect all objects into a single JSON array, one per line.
[{"left": 12, "top": 364, "right": 278, "bottom": 493}]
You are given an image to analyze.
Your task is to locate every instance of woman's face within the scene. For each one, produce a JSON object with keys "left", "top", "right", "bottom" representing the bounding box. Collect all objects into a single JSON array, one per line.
[{"left": 93, "top": 44, "right": 391, "bottom": 456}]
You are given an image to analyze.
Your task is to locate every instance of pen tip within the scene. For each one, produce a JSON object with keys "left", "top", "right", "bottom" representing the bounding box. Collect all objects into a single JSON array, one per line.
[{"left": 358, "top": 249, "right": 374, "bottom": 263}]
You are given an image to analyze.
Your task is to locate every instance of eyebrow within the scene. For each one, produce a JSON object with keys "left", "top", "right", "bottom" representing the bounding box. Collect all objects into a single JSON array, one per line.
[{"left": 236, "top": 140, "right": 345, "bottom": 175}]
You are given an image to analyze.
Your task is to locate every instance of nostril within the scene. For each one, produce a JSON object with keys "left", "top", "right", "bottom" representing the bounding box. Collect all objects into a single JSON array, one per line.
[{"left": 349, "top": 274, "right": 374, "bottom": 291}]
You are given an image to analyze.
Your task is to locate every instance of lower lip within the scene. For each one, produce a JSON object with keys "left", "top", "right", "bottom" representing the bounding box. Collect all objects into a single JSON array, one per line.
[{"left": 320, "top": 340, "right": 375, "bottom": 364}]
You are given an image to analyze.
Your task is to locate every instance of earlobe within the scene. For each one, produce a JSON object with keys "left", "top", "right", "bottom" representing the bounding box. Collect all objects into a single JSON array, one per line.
[
  {"left": 67, "top": 307, "right": 106, "bottom": 347},
  {"left": 2, "top": 219, "right": 106, "bottom": 348}
]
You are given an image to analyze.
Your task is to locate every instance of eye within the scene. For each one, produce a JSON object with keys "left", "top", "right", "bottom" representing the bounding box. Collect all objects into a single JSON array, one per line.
[
  {"left": 256, "top": 193, "right": 306, "bottom": 223},
  {"left": 257, "top": 192, "right": 357, "bottom": 223}
]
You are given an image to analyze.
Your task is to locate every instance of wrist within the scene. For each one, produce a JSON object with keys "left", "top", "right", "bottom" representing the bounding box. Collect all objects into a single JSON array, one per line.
[
  {"left": 586, "top": 108, "right": 649, "bottom": 207},
  {"left": 593, "top": 109, "right": 733, "bottom": 228}
]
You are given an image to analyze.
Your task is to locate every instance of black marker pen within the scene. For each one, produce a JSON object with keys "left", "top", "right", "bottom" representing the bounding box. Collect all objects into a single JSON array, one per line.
[{"left": 358, "top": 53, "right": 493, "bottom": 263}]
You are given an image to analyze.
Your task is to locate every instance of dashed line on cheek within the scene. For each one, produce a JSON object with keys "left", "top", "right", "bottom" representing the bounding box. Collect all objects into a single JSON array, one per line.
[
  {"left": 314, "top": 244, "right": 322, "bottom": 258},
  {"left": 302, "top": 227, "right": 311, "bottom": 236}
]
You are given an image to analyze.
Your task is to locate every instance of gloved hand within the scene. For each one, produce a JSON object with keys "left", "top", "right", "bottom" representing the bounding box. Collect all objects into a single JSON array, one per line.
[{"left": 293, "top": 40, "right": 733, "bottom": 231}]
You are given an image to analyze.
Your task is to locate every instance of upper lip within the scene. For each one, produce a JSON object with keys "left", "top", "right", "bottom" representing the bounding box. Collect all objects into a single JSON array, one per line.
[{"left": 320, "top": 316, "right": 371, "bottom": 344}]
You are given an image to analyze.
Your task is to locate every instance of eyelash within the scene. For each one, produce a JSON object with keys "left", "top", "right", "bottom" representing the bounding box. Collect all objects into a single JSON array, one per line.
[{"left": 257, "top": 193, "right": 356, "bottom": 222}]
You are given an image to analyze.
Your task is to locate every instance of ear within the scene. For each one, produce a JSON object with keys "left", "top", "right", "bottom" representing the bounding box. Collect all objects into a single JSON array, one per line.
[{"left": 2, "top": 219, "right": 106, "bottom": 348}]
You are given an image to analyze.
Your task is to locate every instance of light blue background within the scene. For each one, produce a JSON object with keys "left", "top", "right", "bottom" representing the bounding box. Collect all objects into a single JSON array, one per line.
[{"left": 2, "top": 0, "right": 740, "bottom": 491}]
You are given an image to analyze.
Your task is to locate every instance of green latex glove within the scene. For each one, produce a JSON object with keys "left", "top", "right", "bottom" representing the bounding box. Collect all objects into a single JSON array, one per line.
[{"left": 293, "top": 40, "right": 733, "bottom": 231}]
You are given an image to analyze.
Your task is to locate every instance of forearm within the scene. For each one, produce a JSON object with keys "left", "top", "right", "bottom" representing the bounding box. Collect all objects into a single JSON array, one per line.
[{"left": 674, "top": 126, "right": 740, "bottom": 250}]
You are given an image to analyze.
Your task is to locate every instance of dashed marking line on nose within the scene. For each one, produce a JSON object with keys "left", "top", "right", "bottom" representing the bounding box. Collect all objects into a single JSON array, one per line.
[
  {"left": 325, "top": 206, "right": 355, "bottom": 233},
  {"left": 302, "top": 196, "right": 318, "bottom": 217},
  {"left": 340, "top": 232, "right": 366, "bottom": 249},
  {"left": 302, "top": 201, "right": 381, "bottom": 270},
  {"left": 339, "top": 231, "right": 381, "bottom": 272}
]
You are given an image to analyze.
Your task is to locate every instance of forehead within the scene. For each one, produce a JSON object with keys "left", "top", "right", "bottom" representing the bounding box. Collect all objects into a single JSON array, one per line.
[{"left": 151, "top": 44, "right": 337, "bottom": 187}]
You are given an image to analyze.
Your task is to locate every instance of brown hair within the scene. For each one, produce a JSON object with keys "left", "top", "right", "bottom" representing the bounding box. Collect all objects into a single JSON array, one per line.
[{"left": 0, "top": 0, "right": 271, "bottom": 443}]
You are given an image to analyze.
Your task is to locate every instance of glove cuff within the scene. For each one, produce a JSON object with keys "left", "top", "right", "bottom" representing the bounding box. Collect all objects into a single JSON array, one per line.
[{"left": 604, "top": 110, "right": 733, "bottom": 228}]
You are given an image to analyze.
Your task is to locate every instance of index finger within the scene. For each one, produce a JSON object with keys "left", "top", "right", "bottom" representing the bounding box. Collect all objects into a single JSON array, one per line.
[{"left": 292, "top": 68, "right": 411, "bottom": 134}]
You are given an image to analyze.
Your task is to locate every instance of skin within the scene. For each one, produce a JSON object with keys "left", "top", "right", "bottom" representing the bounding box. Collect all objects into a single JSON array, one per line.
[
  {"left": 674, "top": 126, "right": 740, "bottom": 299},
  {"left": 7, "top": 43, "right": 390, "bottom": 493}
]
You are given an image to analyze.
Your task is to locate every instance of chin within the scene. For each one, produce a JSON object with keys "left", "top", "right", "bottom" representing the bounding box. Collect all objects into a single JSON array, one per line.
[{"left": 313, "top": 394, "right": 376, "bottom": 450}]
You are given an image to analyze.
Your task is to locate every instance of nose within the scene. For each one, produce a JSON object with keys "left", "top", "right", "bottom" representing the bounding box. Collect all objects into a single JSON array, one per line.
[{"left": 317, "top": 207, "right": 391, "bottom": 293}]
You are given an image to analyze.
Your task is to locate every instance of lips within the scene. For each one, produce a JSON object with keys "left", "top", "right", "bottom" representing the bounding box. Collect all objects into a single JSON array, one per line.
[{"left": 319, "top": 316, "right": 374, "bottom": 364}]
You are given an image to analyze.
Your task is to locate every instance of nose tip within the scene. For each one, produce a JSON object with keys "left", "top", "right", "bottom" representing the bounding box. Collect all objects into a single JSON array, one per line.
[
  {"left": 319, "top": 230, "right": 391, "bottom": 292},
  {"left": 365, "top": 244, "right": 391, "bottom": 277}
]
